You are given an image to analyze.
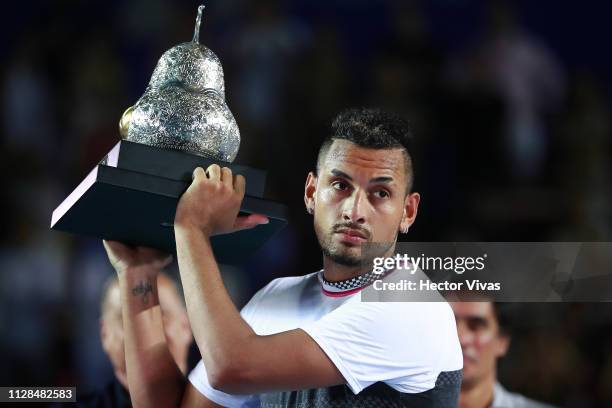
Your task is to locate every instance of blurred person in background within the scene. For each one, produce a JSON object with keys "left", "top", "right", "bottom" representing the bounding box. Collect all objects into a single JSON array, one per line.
[
  {"left": 450, "top": 301, "right": 556, "bottom": 408},
  {"left": 447, "top": 1, "right": 565, "bottom": 184},
  {"left": 75, "top": 273, "right": 192, "bottom": 407}
]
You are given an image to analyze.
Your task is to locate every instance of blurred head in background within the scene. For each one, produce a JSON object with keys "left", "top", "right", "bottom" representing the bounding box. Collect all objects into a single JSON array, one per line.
[
  {"left": 99, "top": 273, "right": 192, "bottom": 389},
  {"left": 450, "top": 300, "right": 558, "bottom": 408},
  {"left": 450, "top": 301, "right": 511, "bottom": 389}
]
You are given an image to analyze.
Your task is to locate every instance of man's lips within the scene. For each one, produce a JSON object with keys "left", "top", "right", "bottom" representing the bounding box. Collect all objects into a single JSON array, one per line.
[
  {"left": 462, "top": 353, "right": 478, "bottom": 365},
  {"left": 335, "top": 228, "right": 368, "bottom": 244}
]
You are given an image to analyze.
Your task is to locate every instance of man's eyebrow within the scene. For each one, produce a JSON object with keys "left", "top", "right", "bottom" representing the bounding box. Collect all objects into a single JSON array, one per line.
[
  {"left": 330, "top": 169, "right": 353, "bottom": 181},
  {"left": 330, "top": 169, "right": 394, "bottom": 184},
  {"left": 370, "top": 176, "right": 394, "bottom": 184},
  {"left": 467, "top": 316, "right": 489, "bottom": 324}
]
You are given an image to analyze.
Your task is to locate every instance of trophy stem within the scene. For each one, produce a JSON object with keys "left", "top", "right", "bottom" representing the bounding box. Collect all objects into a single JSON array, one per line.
[{"left": 192, "top": 4, "right": 205, "bottom": 44}]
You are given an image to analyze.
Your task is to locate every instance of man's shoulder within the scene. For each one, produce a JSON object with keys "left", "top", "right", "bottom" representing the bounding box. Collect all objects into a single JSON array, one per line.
[
  {"left": 240, "top": 271, "right": 321, "bottom": 322},
  {"left": 259, "top": 271, "right": 320, "bottom": 295},
  {"left": 366, "top": 294, "right": 456, "bottom": 325},
  {"left": 494, "top": 382, "right": 558, "bottom": 408}
]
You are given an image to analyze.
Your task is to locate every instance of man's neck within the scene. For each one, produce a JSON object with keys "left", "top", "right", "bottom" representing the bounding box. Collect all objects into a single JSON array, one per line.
[
  {"left": 459, "top": 374, "right": 496, "bottom": 408},
  {"left": 322, "top": 259, "right": 369, "bottom": 282}
]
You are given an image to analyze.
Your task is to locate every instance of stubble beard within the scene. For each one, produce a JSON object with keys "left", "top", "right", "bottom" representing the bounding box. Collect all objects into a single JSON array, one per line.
[
  {"left": 320, "top": 239, "right": 363, "bottom": 266},
  {"left": 315, "top": 218, "right": 398, "bottom": 268}
]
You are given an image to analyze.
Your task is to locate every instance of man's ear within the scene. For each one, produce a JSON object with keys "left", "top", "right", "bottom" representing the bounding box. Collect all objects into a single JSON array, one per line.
[
  {"left": 304, "top": 171, "right": 317, "bottom": 215},
  {"left": 399, "top": 192, "right": 420, "bottom": 233},
  {"left": 495, "top": 333, "right": 511, "bottom": 358}
]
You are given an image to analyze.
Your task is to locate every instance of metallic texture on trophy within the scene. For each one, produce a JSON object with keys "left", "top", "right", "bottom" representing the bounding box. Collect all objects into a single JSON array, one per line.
[{"left": 119, "top": 5, "right": 240, "bottom": 162}]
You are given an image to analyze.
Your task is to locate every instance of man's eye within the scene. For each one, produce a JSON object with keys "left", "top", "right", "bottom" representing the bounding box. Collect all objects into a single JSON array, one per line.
[
  {"left": 467, "top": 319, "right": 488, "bottom": 331},
  {"left": 332, "top": 181, "right": 348, "bottom": 191},
  {"left": 373, "top": 190, "right": 390, "bottom": 198}
]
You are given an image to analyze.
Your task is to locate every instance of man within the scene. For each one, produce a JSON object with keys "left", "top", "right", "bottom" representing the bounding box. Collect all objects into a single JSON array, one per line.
[
  {"left": 78, "top": 273, "right": 193, "bottom": 407},
  {"left": 103, "top": 108, "right": 463, "bottom": 407},
  {"left": 450, "top": 301, "right": 556, "bottom": 408}
]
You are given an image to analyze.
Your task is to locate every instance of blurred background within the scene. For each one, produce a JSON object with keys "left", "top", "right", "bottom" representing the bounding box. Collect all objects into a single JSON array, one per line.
[{"left": 1, "top": 0, "right": 611, "bottom": 406}]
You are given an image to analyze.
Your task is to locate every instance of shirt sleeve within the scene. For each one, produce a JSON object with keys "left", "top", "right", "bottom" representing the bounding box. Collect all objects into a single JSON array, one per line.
[
  {"left": 186, "top": 285, "right": 270, "bottom": 406},
  {"left": 188, "top": 360, "right": 260, "bottom": 408},
  {"left": 299, "top": 300, "right": 462, "bottom": 395}
]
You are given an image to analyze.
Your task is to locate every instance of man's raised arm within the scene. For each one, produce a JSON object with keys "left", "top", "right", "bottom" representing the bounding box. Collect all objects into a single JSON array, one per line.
[
  {"left": 102, "top": 241, "right": 221, "bottom": 408},
  {"left": 173, "top": 165, "right": 345, "bottom": 395}
]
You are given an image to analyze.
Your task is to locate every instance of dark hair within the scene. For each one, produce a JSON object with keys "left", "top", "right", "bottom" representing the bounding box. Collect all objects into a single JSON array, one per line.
[
  {"left": 492, "top": 302, "right": 515, "bottom": 337},
  {"left": 316, "top": 108, "right": 415, "bottom": 192}
]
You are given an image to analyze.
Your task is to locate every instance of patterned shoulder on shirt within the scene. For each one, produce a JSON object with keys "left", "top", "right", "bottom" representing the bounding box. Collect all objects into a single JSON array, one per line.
[{"left": 260, "top": 370, "right": 462, "bottom": 408}]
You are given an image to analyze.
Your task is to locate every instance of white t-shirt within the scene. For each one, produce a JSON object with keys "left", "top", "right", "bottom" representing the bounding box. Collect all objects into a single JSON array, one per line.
[{"left": 189, "top": 270, "right": 463, "bottom": 407}]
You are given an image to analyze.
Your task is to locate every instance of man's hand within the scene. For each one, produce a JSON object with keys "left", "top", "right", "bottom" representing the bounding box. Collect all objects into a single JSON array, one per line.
[
  {"left": 103, "top": 240, "right": 173, "bottom": 275},
  {"left": 174, "top": 164, "right": 268, "bottom": 236}
]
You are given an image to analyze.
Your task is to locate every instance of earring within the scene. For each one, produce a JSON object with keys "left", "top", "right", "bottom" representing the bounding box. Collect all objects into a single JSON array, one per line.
[
  {"left": 400, "top": 225, "right": 409, "bottom": 234},
  {"left": 307, "top": 207, "right": 313, "bottom": 215}
]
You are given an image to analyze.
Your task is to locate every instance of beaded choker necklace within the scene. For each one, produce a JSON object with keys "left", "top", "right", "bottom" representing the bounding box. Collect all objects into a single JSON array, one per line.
[{"left": 318, "top": 268, "right": 394, "bottom": 296}]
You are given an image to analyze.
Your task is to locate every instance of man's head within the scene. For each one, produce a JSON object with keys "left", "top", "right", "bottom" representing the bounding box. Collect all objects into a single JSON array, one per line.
[
  {"left": 450, "top": 301, "right": 511, "bottom": 389},
  {"left": 99, "top": 273, "right": 192, "bottom": 389},
  {"left": 304, "top": 108, "right": 420, "bottom": 267}
]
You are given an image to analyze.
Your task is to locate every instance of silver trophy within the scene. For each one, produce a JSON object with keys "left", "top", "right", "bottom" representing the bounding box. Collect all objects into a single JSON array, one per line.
[
  {"left": 120, "top": 5, "right": 240, "bottom": 162},
  {"left": 51, "top": 5, "right": 287, "bottom": 262}
]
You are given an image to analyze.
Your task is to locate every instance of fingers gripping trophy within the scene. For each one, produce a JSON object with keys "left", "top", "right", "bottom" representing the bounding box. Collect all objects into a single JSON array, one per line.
[{"left": 51, "top": 5, "right": 287, "bottom": 263}]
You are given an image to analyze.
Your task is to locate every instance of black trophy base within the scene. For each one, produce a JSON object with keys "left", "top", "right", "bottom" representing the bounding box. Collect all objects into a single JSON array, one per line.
[{"left": 51, "top": 141, "right": 288, "bottom": 264}]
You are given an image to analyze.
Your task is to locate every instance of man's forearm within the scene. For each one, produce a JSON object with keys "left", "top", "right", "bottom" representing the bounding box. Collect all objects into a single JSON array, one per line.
[
  {"left": 118, "top": 268, "right": 186, "bottom": 407},
  {"left": 174, "top": 225, "right": 256, "bottom": 386}
]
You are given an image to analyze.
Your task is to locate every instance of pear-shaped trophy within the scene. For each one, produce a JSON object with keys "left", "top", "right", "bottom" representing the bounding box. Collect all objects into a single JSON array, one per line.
[{"left": 51, "top": 5, "right": 287, "bottom": 263}]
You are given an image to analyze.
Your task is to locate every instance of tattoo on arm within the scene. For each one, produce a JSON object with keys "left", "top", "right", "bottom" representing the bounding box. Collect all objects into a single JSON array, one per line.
[{"left": 131, "top": 279, "right": 154, "bottom": 305}]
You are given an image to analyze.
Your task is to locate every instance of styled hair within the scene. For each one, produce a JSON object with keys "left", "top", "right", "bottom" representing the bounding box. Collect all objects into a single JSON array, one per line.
[{"left": 316, "top": 108, "right": 415, "bottom": 192}]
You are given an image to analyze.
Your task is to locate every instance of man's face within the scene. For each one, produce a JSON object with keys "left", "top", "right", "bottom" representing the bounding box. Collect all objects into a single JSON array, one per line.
[
  {"left": 100, "top": 276, "right": 192, "bottom": 389},
  {"left": 305, "top": 139, "right": 419, "bottom": 266},
  {"left": 450, "top": 302, "right": 509, "bottom": 388},
  {"left": 100, "top": 284, "right": 128, "bottom": 388}
]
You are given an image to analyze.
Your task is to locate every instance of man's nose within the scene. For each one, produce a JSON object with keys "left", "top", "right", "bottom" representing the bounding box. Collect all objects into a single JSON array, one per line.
[{"left": 342, "top": 189, "right": 367, "bottom": 224}]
